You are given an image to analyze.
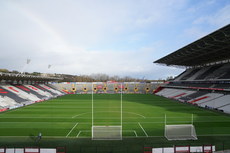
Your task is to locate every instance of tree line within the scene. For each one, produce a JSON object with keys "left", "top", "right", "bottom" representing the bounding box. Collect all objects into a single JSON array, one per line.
[
  {"left": 59, "top": 73, "right": 153, "bottom": 82},
  {"left": 0, "top": 69, "right": 166, "bottom": 82}
]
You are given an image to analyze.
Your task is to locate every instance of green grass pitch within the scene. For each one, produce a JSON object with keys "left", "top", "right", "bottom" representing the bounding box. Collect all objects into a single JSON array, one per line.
[{"left": 0, "top": 94, "right": 230, "bottom": 153}]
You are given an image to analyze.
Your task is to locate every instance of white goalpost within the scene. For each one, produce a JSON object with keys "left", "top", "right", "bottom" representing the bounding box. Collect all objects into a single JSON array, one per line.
[
  {"left": 91, "top": 83, "right": 123, "bottom": 140},
  {"left": 164, "top": 114, "right": 197, "bottom": 140}
]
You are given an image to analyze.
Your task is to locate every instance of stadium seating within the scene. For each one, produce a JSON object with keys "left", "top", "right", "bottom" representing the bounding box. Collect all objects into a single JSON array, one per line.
[
  {"left": 219, "top": 70, "right": 230, "bottom": 79},
  {"left": 2, "top": 85, "right": 40, "bottom": 102},
  {"left": 195, "top": 65, "right": 223, "bottom": 80},
  {"left": 15, "top": 85, "right": 46, "bottom": 99},
  {"left": 179, "top": 91, "right": 208, "bottom": 102},
  {"left": 24, "top": 85, "right": 53, "bottom": 98},
  {"left": 34, "top": 85, "right": 58, "bottom": 96},
  {"left": 206, "top": 63, "right": 230, "bottom": 80},
  {"left": 40, "top": 84, "right": 64, "bottom": 95},
  {"left": 192, "top": 93, "right": 223, "bottom": 105},
  {"left": 174, "top": 69, "right": 192, "bottom": 81},
  {"left": 0, "top": 86, "right": 28, "bottom": 103},
  {"left": 180, "top": 68, "right": 201, "bottom": 80},
  {"left": 220, "top": 104, "right": 230, "bottom": 114},
  {"left": 51, "top": 82, "right": 153, "bottom": 94},
  {"left": 0, "top": 84, "right": 65, "bottom": 111},
  {"left": 166, "top": 89, "right": 188, "bottom": 98},
  {"left": 188, "top": 67, "right": 210, "bottom": 81},
  {"left": 199, "top": 95, "right": 230, "bottom": 109},
  {"left": 0, "top": 96, "right": 18, "bottom": 108},
  {"left": 173, "top": 63, "right": 230, "bottom": 82},
  {"left": 155, "top": 62, "right": 230, "bottom": 114},
  {"left": 0, "top": 96, "right": 13, "bottom": 107},
  {"left": 155, "top": 88, "right": 176, "bottom": 97}
]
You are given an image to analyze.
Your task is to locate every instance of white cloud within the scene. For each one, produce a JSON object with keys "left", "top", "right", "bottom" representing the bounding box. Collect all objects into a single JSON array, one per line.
[
  {"left": 182, "top": 3, "right": 230, "bottom": 43},
  {"left": 183, "top": 27, "right": 209, "bottom": 39},
  {"left": 193, "top": 4, "right": 230, "bottom": 27},
  {"left": 208, "top": 4, "right": 230, "bottom": 26}
]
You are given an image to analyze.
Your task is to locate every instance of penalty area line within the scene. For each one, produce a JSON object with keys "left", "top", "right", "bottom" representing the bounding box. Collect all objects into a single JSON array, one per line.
[
  {"left": 76, "top": 131, "right": 82, "bottom": 138},
  {"left": 72, "top": 112, "right": 89, "bottom": 118},
  {"left": 133, "top": 131, "right": 138, "bottom": 137},
  {"left": 138, "top": 122, "right": 148, "bottom": 137},
  {"left": 66, "top": 123, "right": 78, "bottom": 137}
]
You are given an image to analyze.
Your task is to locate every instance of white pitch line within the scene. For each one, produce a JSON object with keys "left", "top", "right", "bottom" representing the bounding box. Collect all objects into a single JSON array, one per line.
[
  {"left": 72, "top": 111, "right": 146, "bottom": 119},
  {"left": 133, "top": 130, "right": 138, "bottom": 137},
  {"left": 126, "top": 112, "right": 146, "bottom": 118},
  {"left": 76, "top": 131, "right": 82, "bottom": 138},
  {"left": 138, "top": 122, "right": 148, "bottom": 137},
  {"left": 72, "top": 112, "right": 89, "bottom": 118},
  {"left": 66, "top": 123, "right": 78, "bottom": 137}
]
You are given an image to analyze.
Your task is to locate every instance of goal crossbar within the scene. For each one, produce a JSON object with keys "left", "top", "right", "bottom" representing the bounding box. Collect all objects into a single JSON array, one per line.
[{"left": 92, "top": 126, "right": 122, "bottom": 140}]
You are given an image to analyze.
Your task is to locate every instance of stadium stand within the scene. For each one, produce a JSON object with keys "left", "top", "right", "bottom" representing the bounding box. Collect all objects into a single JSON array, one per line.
[
  {"left": 52, "top": 82, "right": 156, "bottom": 94},
  {"left": 0, "top": 95, "right": 17, "bottom": 108},
  {"left": 180, "top": 68, "right": 201, "bottom": 80},
  {"left": 195, "top": 64, "right": 223, "bottom": 80},
  {"left": 15, "top": 85, "right": 46, "bottom": 99},
  {"left": 24, "top": 85, "right": 53, "bottom": 98},
  {"left": 3, "top": 85, "right": 40, "bottom": 101},
  {"left": 0, "top": 84, "right": 64, "bottom": 109},
  {"left": 41, "top": 84, "right": 63, "bottom": 95},
  {"left": 179, "top": 91, "right": 209, "bottom": 102},
  {"left": 0, "top": 86, "right": 28, "bottom": 103},
  {"left": 0, "top": 72, "right": 64, "bottom": 111},
  {"left": 220, "top": 104, "right": 230, "bottom": 114},
  {"left": 34, "top": 84, "right": 58, "bottom": 96},
  {"left": 192, "top": 93, "right": 224, "bottom": 105},
  {"left": 154, "top": 24, "right": 230, "bottom": 114},
  {"left": 199, "top": 95, "right": 230, "bottom": 110}
]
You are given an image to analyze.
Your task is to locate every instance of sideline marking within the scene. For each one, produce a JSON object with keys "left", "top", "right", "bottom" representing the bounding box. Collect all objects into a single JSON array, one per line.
[
  {"left": 66, "top": 123, "right": 78, "bottom": 137},
  {"left": 138, "top": 122, "right": 148, "bottom": 137},
  {"left": 126, "top": 112, "right": 146, "bottom": 118},
  {"left": 76, "top": 131, "right": 82, "bottom": 137},
  {"left": 1, "top": 134, "right": 230, "bottom": 139}
]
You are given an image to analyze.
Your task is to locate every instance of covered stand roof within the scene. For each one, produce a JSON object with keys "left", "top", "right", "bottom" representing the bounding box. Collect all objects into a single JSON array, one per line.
[
  {"left": 154, "top": 24, "right": 230, "bottom": 67},
  {"left": 0, "top": 72, "right": 62, "bottom": 82}
]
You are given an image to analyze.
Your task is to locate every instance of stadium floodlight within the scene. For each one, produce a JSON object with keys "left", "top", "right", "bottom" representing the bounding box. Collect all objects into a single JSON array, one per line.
[
  {"left": 91, "top": 82, "right": 122, "bottom": 140},
  {"left": 164, "top": 114, "right": 197, "bottom": 140},
  {"left": 20, "top": 58, "right": 31, "bottom": 74}
]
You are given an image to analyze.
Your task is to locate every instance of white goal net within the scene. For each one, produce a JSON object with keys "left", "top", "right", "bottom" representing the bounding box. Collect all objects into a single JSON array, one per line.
[
  {"left": 92, "top": 126, "right": 122, "bottom": 140},
  {"left": 165, "top": 124, "right": 197, "bottom": 140}
]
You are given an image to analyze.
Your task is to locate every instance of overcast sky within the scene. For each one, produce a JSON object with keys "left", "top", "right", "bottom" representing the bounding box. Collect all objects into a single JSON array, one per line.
[{"left": 0, "top": 0, "right": 230, "bottom": 79}]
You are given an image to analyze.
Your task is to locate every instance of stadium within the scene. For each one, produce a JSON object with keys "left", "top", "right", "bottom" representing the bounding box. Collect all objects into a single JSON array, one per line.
[{"left": 0, "top": 23, "right": 229, "bottom": 153}]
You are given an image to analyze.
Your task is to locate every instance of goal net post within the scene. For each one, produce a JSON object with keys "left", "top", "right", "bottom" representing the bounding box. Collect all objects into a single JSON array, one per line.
[{"left": 164, "top": 114, "right": 197, "bottom": 140}]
